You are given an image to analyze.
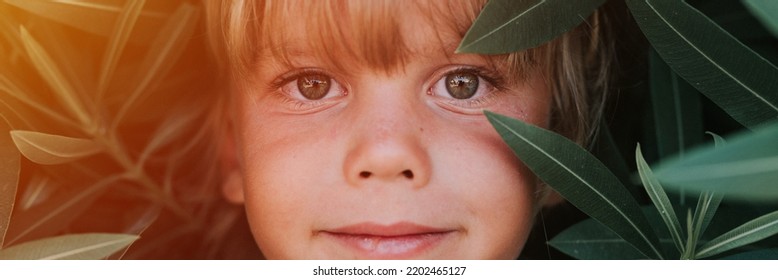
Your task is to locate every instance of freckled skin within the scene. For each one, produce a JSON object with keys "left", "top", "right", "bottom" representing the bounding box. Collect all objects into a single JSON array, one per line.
[{"left": 224, "top": 2, "right": 553, "bottom": 259}]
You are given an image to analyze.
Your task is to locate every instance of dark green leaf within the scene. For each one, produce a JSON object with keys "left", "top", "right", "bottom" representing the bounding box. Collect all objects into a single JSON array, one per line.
[
  {"left": 636, "top": 145, "right": 684, "bottom": 253},
  {"left": 550, "top": 207, "right": 677, "bottom": 259},
  {"left": 485, "top": 111, "right": 662, "bottom": 259},
  {"left": 627, "top": 0, "right": 778, "bottom": 128},
  {"left": 591, "top": 124, "right": 637, "bottom": 196},
  {"left": 0, "top": 233, "right": 138, "bottom": 260},
  {"left": 696, "top": 210, "right": 778, "bottom": 259},
  {"left": 649, "top": 49, "right": 703, "bottom": 158},
  {"left": 743, "top": 0, "right": 778, "bottom": 38},
  {"left": 0, "top": 121, "right": 20, "bottom": 248},
  {"left": 720, "top": 248, "right": 778, "bottom": 259},
  {"left": 457, "top": 0, "right": 605, "bottom": 54},
  {"left": 549, "top": 218, "right": 648, "bottom": 260},
  {"left": 654, "top": 121, "right": 778, "bottom": 201}
]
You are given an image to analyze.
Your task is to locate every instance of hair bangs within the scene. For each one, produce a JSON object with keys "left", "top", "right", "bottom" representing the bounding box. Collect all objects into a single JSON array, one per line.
[{"left": 253, "top": 0, "right": 411, "bottom": 76}]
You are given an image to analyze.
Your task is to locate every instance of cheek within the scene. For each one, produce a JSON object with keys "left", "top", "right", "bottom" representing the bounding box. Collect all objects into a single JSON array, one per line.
[
  {"left": 435, "top": 121, "right": 538, "bottom": 258},
  {"left": 235, "top": 97, "right": 342, "bottom": 258}
]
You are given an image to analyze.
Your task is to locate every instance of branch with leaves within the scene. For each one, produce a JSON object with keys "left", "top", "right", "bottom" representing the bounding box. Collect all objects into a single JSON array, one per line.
[
  {"left": 0, "top": 0, "right": 221, "bottom": 259},
  {"left": 462, "top": 0, "right": 778, "bottom": 259}
]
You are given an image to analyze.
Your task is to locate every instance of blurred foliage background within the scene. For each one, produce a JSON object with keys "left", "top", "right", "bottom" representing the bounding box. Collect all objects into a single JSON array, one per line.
[{"left": 0, "top": 0, "right": 260, "bottom": 259}]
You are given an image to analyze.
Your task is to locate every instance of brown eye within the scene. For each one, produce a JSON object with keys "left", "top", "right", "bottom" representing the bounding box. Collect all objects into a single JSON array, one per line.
[
  {"left": 445, "top": 72, "right": 479, "bottom": 99},
  {"left": 297, "top": 74, "right": 331, "bottom": 100}
]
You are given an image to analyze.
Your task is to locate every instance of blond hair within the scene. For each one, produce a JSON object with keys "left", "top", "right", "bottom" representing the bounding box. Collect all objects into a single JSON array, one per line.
[{"left": 205, "top": 0, "right": 612, "bottom": 145}]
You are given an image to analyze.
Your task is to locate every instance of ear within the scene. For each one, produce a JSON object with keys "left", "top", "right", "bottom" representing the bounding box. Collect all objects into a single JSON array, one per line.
[{"left": 220, "top": 122, "right": 245, "bottom": 204}]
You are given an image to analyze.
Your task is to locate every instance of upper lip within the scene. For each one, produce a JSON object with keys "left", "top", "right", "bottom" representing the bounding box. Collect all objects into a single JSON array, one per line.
[{"left": 324, "top": 222, "right": 453, "bottom": 236}]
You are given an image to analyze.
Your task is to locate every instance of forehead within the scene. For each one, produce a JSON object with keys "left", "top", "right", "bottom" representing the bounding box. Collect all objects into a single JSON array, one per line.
[{"left": 255, "top": 0, "right": 483, "bottom": 73}]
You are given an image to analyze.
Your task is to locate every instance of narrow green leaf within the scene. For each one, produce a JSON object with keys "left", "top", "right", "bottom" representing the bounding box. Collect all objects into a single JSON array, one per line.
[
  {"left": 19, "top": 175, "right": 54, "bottom": 211},
  {"left": 457, "top": 0, "right": 605, "bottom": 54},
  {"left": 0, "top": 121, "right": 20, "bottom": 248},
  {"left": 627, "top": 0, "right": 778, "bottom": 128},
  {"left": 0, "top": 74, "right": 78, "bottom": 128},
  {"left": 696, "top": 210, "right": 778, "bottom": 259},
  {"left": 689, "top": 134, "right": 725, "bottom": 250},
  {"left": 137, "top": 104, "right": 201, "bottom": 168},
  {"left": 636, "top": 144, "right": 684, "bottom": 253},
  {"left": 682, "top": 209, "right": 694, "bottom": 259},
  {"left": 691, "top": 191, "right": 723, "bottom": 246},
  {"left": 5, "top": 175, "right": 120, "bottom": 245},
  {"left": 111, "top": 3, "right": 198, "bottom": 132},
  {"left": 19, "top": 27, "right": 91, "bottom": 126},
  {"left": 0, "top": 233, "right": 138, "bottom": 260},
  {"left": 97, "top": 0, "right": 146, "bottom": 98},
  {"left": 743, "top": 0, "right": 778, "bottom": 38},
  {"left": 654, "top": 121, "right": 778, "bottom": 201},
  {"left": 485, "top": 111, "right": 662, "bottom": 259},
  {"left": 10, "top": 130, "right": 102, "bottom": 165},
  {"left": 706, "top": 131, "right": 726, "bottom": 147},
  {"left": 649, "top": 49, "right": 703, "bottom": 158}
]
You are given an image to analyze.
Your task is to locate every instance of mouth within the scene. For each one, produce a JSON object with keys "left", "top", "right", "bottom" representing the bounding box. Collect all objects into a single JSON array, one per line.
[{"left": 320, "top": 222, "right": 456, "bottom": 259}]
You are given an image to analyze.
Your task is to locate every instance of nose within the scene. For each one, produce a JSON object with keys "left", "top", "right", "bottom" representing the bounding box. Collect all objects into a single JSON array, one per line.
[{"left": 343, "top": 98, "right": 431, "bottom": 189}]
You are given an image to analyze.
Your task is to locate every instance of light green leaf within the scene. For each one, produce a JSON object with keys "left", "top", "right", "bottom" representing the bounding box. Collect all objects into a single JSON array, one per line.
[
  {"left": 691, "top": 191, "right": 723, "bottom": 248},
  {"left": 706, "top": 131, "right": 726, "bottom": 147},
  {"left": 649, "top": 49, "right": 703, "bottom": 158},
  {"left": 485, "top": 111, "right": 663, "bottom": 259},
  {"left": 636, "top": 144, "right": 684, "bottom": 253},
  {"left": 111, "top": 2, "right": 199, "bottom": 132},
  {"left": 654, "top": 121, "right": 778, "bottom": 201},
  {"left": 10, "top": 130, "right": 102, "bottom": 165},
  {"left": 696, "top": 210, "right": 778, "bottom": 259},
  {"left": 0, "top": 233, "right": 138, "bottom": 260},
  {"left": 626, "top": 0, "right": 778, "bottom": 129},
  {"left": 4, "top": 0, "right": 164, "bottom": 42},
  {"left": 743, "top": 0, "right": 778, "bottom": 38},
  {"left": 19, "top": 27, "right": 91, "bottom": 126},
  {"left": 97, "top": 0, "right": 146, "bottom": 98},
  {"left": 457, "top": 0, "right": 605, "bottom": 54},
  {"left": 0, "top": 121, "right": 20, "bottom": 249}
]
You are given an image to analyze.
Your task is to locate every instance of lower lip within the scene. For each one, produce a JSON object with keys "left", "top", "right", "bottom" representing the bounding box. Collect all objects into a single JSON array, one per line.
[{"left": 322, "top": 232, "right": 452, "bottom": 259}]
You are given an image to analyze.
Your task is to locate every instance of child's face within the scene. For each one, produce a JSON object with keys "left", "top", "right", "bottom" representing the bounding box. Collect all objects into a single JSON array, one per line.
[{"left": 223, "top": 1, "right": 552, "bottom": 259}]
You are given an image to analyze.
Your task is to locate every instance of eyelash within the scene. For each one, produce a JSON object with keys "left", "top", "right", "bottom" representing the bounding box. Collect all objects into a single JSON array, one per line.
[
  {"left": 269, "top": 69, "right": 346, "bottom": 112},
  {"left": 267, "top": 66, "right": 506, "bottom": 113},
  {"left": 430, "top": 66, "right": 506, "bottom": 112}
]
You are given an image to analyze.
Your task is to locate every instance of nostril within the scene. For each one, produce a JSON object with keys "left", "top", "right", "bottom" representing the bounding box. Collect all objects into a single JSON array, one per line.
[
  {"left": 401, "top": 170, "right": 414, "bottom": 179},
  {"left": 359, "top": 171, "right": 372, "bottom": 178}
]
